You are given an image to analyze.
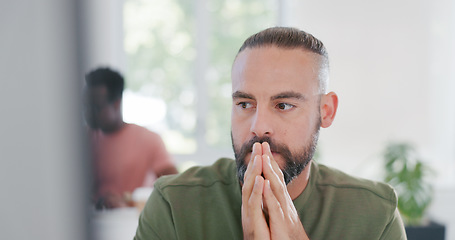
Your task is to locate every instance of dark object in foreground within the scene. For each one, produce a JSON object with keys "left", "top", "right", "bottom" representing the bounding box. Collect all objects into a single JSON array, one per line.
[{"left": 405, "top": 221, "right": 445, "bottom": 240}]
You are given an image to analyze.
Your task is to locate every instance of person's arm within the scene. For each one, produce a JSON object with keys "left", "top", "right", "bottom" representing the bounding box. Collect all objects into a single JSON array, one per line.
[
  {"left": 134, "top": 187, "right": 177, "bottom": 240},
  {"left": 156, "top": 165, "right": 178, "bottom": 178},
  {"left": 149, "top": 133, "right": 178, "bottom": 178},
  {"left": 379, "top": 208, "right": 408, "bottom": 240}
]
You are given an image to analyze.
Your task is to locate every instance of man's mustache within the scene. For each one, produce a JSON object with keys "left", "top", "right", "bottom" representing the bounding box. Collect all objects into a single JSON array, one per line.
[{"left": 237, "top": 136, "right": 281, "bottom": 157}]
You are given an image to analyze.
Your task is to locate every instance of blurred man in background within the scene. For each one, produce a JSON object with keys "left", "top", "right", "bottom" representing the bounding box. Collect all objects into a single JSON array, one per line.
[{"left": 84, "top": 67, "right": 178, "bottom": 209}]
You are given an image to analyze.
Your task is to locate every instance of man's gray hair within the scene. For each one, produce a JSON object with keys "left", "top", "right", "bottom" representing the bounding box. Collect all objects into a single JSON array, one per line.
[{"left": 236, "top": 27, "right": 329, "bottom": 93}]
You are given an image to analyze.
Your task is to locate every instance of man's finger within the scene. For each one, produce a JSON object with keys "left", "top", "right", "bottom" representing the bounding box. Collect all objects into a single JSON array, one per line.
[
  {"left": 243, "top": 142, "right": 263, "bottom": 182},
  {"left": 261, "top": 142, "right": 285, "bottom": 182},
  {"left": 248, "top": 176, "right": 268, "bottom": 233},
  {"left": 262, "top": 179, "right": 284, "bottom": 223},
  {"left": 250, "top": 176, "right": 265, "bottom": 210},
  {"left": 242, "top": 175, "right": 271, "bottom": 240},
  {"left": 252, "top": 142, "right": 262, "bottom": 159},
  {"left": 262, "top": 155, "right": 289, "bottom": 212},
  {"left": 261, "top": 141, "right": 272, "bottom": 156},
  {"left": 242, "top": 155, "right": 263, "bottom": 205}
]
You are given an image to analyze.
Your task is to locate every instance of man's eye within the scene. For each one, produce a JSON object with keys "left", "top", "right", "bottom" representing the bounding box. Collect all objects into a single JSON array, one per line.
[
  {"left": 237, "top": 102, "right": 253, "bottom": 109},
  {"left": 277, "top": 103, "right": 294, "bottom": 110}
]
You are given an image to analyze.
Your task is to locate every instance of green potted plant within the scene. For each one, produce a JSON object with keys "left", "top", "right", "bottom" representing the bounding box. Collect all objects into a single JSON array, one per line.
[{"left": 382, "top": 142, "right": 445, "bottom": 240}]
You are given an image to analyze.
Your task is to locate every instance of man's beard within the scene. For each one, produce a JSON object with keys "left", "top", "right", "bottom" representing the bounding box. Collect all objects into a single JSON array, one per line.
[{"left": 232, "top": 122, "right": 320, "bottom": 185}]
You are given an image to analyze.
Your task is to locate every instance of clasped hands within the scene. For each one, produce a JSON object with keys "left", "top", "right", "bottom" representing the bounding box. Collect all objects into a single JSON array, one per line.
[{"left": 241, "top": 142, "right": 309, "bottom": 240}]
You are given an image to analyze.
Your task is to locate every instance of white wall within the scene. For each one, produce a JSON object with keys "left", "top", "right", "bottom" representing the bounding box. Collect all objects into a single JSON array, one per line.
[
  {"left": 0, "top": 1, "right": 89, "bottom": 240},
  {"left": 287, "top": 0, "right": 455, "bottom": 239},
  {"left": 80, "top": 0, "right": 126, "bottom": 73}
]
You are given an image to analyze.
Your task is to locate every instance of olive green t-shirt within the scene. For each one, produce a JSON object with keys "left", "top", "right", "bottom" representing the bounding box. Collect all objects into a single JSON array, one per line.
[{"left": 134, "top": 158, "right": 407, "bottom": 240}]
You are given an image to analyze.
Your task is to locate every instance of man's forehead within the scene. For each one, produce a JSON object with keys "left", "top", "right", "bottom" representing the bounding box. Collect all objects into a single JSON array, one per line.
[
  {"left": 232, "top": 46, "right": 320, "bottom": 77},
  {"left": 231, "top": 46, "right": 321, "bottom": 96}
]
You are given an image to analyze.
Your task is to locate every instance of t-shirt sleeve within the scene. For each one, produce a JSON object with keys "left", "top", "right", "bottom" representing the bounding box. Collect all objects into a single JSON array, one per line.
[
  {"left": 379, "top": 208, "right": 408, "bottom": 240},
  {"left": 134, "top": 186, "right": 177, "bottom": 240}
]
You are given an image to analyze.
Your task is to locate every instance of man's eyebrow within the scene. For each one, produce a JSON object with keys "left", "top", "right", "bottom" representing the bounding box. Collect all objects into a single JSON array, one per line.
[
  {"left": 271, "top": 91, "right": 305, "bottom": 101},
  {"left": 232, "top": 91, "right": 255, "bottom": 100}
]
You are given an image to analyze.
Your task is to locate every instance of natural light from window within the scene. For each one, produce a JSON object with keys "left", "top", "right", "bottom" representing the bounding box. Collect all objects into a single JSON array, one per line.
[{"left": 123, "top": 0, "right": 278, "bottom": 158}]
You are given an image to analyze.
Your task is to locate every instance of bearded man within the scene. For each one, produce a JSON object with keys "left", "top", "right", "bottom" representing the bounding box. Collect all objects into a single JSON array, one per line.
[{"left": 134, "top": 27, "right": 407, "bottom": 240}]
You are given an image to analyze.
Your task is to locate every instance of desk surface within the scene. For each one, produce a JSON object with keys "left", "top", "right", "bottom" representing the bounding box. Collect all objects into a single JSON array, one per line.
[{"left": 90, "top": 207, "right": 139, "bottom": 240}]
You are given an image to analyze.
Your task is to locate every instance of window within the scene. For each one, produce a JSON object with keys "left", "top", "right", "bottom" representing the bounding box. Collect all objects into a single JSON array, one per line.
[{"left": 123, "top": 0, "right": 278, "bottom": 166}]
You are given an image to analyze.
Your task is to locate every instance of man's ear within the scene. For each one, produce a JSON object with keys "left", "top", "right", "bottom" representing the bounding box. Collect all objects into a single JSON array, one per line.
[{"left": 320, "top": 92, "right": 338, "bottom": 128}]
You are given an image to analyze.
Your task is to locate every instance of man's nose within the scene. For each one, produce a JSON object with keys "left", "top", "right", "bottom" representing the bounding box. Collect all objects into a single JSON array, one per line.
[{"left": 250, "top": 107, "right": 273, "bottom": 137}]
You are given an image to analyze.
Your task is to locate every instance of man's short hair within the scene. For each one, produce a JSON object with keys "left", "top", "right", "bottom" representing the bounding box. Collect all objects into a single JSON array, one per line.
[
  {"left": 85, "top": 67, "right": 125, "bottom": 102},
  {"left": 236, "top": 27, "right": 329, "bottom": 93}
]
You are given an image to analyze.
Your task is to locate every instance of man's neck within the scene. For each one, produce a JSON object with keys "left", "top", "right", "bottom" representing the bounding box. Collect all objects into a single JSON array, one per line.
[{"left": 287, "top": 161, "right": 312, "bottom": 200}]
